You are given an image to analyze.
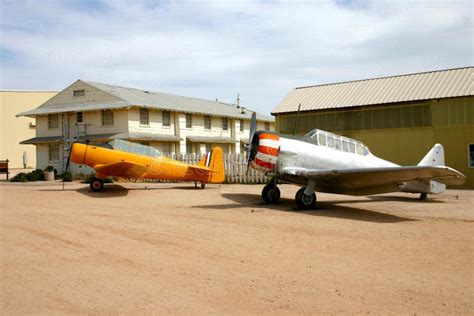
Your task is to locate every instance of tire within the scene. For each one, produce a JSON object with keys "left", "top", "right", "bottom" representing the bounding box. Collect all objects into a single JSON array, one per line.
[
  {"left": 295, "top": 187, "right": 316, "bottom": 209},
  {"left": 201, "top": 183, "right": 206, "bottom": 189},
  {"left": 419, "top": 193, "right": 428, "bottom": 200},
  {"left": 90, "top": 179, "right": 104, "bottom": 192},
  {"left": 262, "top": 184, "right": 281, "bottom": 204}
]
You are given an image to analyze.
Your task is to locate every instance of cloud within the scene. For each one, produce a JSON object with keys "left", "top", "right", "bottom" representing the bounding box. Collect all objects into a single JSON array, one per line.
[{"left": 0, "top": 0, "right": 472, "bottom": 114}]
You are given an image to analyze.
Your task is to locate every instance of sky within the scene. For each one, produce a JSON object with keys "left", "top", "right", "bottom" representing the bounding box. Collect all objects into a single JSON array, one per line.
[{"left": 0, "top": 0, "right": 472, "bottom": 115}]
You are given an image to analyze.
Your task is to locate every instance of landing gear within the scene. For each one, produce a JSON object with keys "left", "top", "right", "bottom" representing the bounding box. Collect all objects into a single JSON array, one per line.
[
  {"left": 295, "top": 187, "right": 316, "bottom": 209},
  {"left": 201, "top": 183, "right": 206, "bottom": 189},
  {"left": 90, "top": 178, "right": 104, "bottom": 192},
  {"left": 262, "top": 183, "right": 281, "bottom": 204},
  {"left": 419, "top": 193, "right": 428, "bottom": 200}
]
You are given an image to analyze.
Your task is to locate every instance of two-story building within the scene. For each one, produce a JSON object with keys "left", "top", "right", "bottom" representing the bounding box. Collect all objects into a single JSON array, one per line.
[{"left": 18, "top": 80, "right": 274, "bottom": 174}]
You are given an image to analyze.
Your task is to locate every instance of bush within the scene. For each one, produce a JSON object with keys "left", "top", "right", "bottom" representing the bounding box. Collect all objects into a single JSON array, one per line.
[
  {"left": 10, "top": 172, "right": 28, "bottom": 182},
  {"left": 61, "top": 171, "right": 73, "bottom": 182},
  {"left": 44, "top": 165, "right": 55, "bottom": 172},
  {"left": 26, "top": 169, "right": 44, "bottom": 181}
]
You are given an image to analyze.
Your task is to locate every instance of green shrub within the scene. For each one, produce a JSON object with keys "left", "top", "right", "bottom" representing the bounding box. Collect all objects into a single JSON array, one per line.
[
  {"left": 26, "top": 169, "right": 44, "bottom": 181},
  {"left": 10, "top": 173, "right": 28, "bottom": 182},
  {"left": 61, "top": 171, "right": 73, "bottom": 182},
  {"left": 44, "top": 165, "right": 55, "bottom": 172}
]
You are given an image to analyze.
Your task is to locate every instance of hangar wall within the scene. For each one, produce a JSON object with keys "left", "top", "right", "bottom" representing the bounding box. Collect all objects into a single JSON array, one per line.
[{"left": 275, "top": 96, "right": 474, "bottom": 188}]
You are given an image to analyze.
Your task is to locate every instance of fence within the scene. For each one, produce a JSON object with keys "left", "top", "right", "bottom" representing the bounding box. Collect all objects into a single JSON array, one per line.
[{"left": 141, "top": 153, "right": 270, "bottom": 184}]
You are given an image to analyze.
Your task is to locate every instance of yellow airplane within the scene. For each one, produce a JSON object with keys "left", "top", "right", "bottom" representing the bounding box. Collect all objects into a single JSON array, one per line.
[{"left": 67, "top": 139, "right": 225, "bottom": 191}]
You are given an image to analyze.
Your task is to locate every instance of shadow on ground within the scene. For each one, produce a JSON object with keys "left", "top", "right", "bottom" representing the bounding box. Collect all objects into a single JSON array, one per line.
[{"left": 191, "top": 192, "right": 417, "bottom": 223}]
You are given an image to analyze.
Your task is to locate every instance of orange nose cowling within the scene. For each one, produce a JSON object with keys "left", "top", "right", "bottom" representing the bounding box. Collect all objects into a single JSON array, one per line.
[{"left": 70, "top": 143, "right": 88, "bottom": 165}]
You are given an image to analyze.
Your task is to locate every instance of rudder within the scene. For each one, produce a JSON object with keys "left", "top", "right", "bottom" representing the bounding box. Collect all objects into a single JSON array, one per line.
[{"left": 198, "top": 147, "right": 225, "bottom": 183}]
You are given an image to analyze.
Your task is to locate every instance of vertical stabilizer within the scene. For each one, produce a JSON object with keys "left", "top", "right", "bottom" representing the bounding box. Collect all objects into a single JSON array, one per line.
[
  {"left": 418, "top": 143, "right": 445, "bottom": 166},
  {"left": 198, "top": 147, "right": 225, "bottom": 183}
]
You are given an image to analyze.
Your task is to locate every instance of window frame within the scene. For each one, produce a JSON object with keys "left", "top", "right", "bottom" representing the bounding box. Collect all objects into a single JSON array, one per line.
[
  {"left": 48, "top": 114, "right": 59, "bottom": 129},
  {"left": 222, "top": 117, "right": 229, "bottom": 131},
  {"left": 186, "top": 113, "right": 193, "bottom": 129},
  {"left": 76, "top": 112, "right": 83, "bottom": 123},
  {"left": 265, "top": 122, "right": 270, "bottom": 131},
  {"left": 101, "top": 110, "right": 114, "bottom": 126},
  {"left": 73, "top": 89, "right": 85, "bottom": 97},
  {"left": 48, "top": 143, "right": 60, "bottom": 161},
  {"left": 204, "top": 115, "right": 211, "bottom": 130},
  {"left": 139, "top": 108, "right": 149, "bottom": 126},
  {"left": 162, "top": 111, "right": 171, "bottom": 127}
]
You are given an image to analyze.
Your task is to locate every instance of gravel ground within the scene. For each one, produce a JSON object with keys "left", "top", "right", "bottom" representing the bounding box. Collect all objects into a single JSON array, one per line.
[{"left": 1, "top": 181, "right": 473, "bottom": 315}]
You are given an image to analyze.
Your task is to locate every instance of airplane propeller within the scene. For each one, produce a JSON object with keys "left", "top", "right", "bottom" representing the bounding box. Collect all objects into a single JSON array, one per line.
[
  {"left": 246, "top": 112, "right": 257, "bottom": 173},
  {"left": 62, "top": 139, "right": 88, "bottom": 190}
]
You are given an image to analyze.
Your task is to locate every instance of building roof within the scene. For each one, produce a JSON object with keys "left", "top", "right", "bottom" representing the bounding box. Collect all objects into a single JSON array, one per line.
[
  {"left": 272, "top": 67, "right": 473, "bottom": 114},
  {"left": 18, "top": 80, "right": 274, "bottom": 122},
  {"left": 111, "top": 132, "right": 182, "bottom": 142}
]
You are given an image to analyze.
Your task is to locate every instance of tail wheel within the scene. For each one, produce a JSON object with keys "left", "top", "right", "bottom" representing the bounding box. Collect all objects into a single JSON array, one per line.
[
  {"left": 262, "top": 184, "right": 281, "bottom": 204},
  {"left": 90, "top": 178, "right": 104, "bottom": 192},
  {"left": 295, "top": 187, "right": 316, "bottom": 209}
]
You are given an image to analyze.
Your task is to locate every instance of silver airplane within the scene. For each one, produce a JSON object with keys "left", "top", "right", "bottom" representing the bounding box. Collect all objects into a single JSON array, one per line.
[{"left": 246, "top": 113, "right": 465, "bottom": 209}]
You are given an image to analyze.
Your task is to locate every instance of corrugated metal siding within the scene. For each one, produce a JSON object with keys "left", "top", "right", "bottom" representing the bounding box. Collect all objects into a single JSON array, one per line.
[{"left": 273, "top": 67, "right": 473, "bottom": 113}]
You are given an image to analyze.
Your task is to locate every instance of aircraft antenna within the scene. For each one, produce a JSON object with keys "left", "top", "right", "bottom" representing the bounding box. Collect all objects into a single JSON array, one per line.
[{"left": 292, "top": 103, "right": 301, "bottom": 135}]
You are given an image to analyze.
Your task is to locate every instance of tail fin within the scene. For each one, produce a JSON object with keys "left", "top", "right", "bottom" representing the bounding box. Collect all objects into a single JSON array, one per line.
[
  {"left": 198, "top": 147, "right": 225, "bottom": 183},
  {"left": 418, "top": 143, "right": 445, "bottom": 166}
]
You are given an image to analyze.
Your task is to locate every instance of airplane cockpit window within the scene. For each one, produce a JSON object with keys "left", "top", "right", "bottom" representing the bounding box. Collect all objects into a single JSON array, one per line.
[
  {"left": 318, "top": 133, "right": 327, "bottom": 146},
  {"left": 349, "top": 142, "right": 356, "bottom": 153},
  {"left": 327, "top": 135, "right": 334, "bottom": 148},
  {"left": 109, "top": 139, "right": 161, "bottom": 158},
  {"left": 342, "top": 140, "right": 350, "bottom": 152},
  {"left": 356, "top": 144, "right": 364, "bottom": 155},
  {"left": 334, "top": 137, "right": 342, "bottom": 150}
]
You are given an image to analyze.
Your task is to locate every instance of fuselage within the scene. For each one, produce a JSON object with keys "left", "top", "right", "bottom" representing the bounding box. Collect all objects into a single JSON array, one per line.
[
  {"left": 277, "top": 136, "right": 398, "bottom": 174},
  {"left": 70, "top": 142, "right": 222, "bottom": 183}
]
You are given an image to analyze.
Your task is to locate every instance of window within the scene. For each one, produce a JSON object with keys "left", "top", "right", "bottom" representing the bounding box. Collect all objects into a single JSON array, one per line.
[
  {"left": 349, "top": 142, "right": 356, "bottom": 153},
  {"left": 48, "top": 143, "right": 60, "bottom": 161},
  {"left": 318, "top": 133, "right": 326, "bottom": 146},
  {"left": 334, "top": 137, "right": 342, "bottom": 150},
  {"left": 48, "top": 114, "right": 59, "bottom": 129},
  {"left": 162, "top": 111, "right": 171, "bottom": 127},
  {"left": 73, "top": 89, "right": 85, "bottom": 97},
  {"left": 186, "top": 142, "right": 193, "bottom": 154},
  {"left": 162, "top": 143, "right": 171, "bottom": 154},
  {"left": 102, "top": 110, "right": 114, "bottom": 126},
  {"left": 204, "top": 116, "right": 211, "bottom": 130},
  {"left": 140, "top": 108, "right": 149, "bottom": 125},
  {"left": 240, "top": 119, "right": 244, "bottom": 132},
  {"left": 186, "top": 113, "right": 193, "bottom": 128},
  {"left": 327, "top": 135, "right": 334, "bottom": 148},
  {"left": 222, "top": 117, "right": 228, "bottom": 131},
  {"left": 469, "top": 144, "right": 474, "bottom": 168},
  {"left": 265, "top": 122, "right": 270, "bottom": 131},
  {"left": 206, "top": 143, "right": 212, "bottom": 153},
  {"left": 342, "top": 140, "right": 350, "bottom": 152},
  {"left": 76, "top": 112, "right": 83, "bottom": 123}
]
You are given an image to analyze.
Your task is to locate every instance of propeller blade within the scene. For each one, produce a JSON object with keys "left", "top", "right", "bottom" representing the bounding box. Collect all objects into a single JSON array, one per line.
[{"left": 247, "top": 112, "right": 257, "bottom": 161}]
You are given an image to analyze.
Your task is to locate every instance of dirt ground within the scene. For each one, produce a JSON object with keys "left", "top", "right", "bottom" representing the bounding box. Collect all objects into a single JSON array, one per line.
[{"left": 1, "top": 181, "right": 473, "bottom": 315}]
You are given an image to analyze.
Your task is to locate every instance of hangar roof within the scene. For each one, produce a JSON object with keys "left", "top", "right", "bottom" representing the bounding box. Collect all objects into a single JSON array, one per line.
[
  {"left": 18, "top": 80, "right": 274, "bottom": 122},
  {"left": 273, "top": 67, "right": 473, "bottom": 114}
]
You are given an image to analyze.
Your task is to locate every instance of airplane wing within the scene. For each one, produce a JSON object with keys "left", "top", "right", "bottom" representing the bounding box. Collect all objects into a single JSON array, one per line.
[
  {"left": 285, "top": 166, "right": 465, "bottom": 195},
  {"left": 94, "top": 161, "right": 148, "bottom": 178}
]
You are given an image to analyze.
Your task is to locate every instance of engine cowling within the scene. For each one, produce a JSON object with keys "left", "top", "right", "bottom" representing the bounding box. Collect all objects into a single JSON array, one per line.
[{"left": 248, "top": 131, "right": 280, "bottom": 173}]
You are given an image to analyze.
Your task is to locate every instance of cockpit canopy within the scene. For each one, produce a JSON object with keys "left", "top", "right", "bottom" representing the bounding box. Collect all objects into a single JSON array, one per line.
[
  {"left": 108, "top": 139, "right": 161, "bottom": 158},
  {"left": 305, "top": 129, "right": 370, "bottom": 156}
]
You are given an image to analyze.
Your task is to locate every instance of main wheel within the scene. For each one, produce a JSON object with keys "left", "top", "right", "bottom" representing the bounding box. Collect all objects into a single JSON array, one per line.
[
  {"left": 419, "top": 193, "right": 428, "bottom": 200},
  {"left": 90, "top": 178, "right": 104, "bottom": 192},
  {"left": 295, "top": 187, "right": 316, "bottom": 209},
  {"left": 262, "top": 184, "right": 281, "bottom": 204}
]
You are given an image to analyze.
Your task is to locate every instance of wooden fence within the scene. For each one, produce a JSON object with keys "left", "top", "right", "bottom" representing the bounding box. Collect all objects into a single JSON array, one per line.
[{"left": 141, "top": 153, "right": 270, "bottom": 184}]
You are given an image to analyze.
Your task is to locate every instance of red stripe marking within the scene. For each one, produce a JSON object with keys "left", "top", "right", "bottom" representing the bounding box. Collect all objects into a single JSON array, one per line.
[
  {"left": 258, "top": 145, "right": 280, "bottom": 156},
  {"left": 255, "top": 157, "right": 274, "bottom": 170}
]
